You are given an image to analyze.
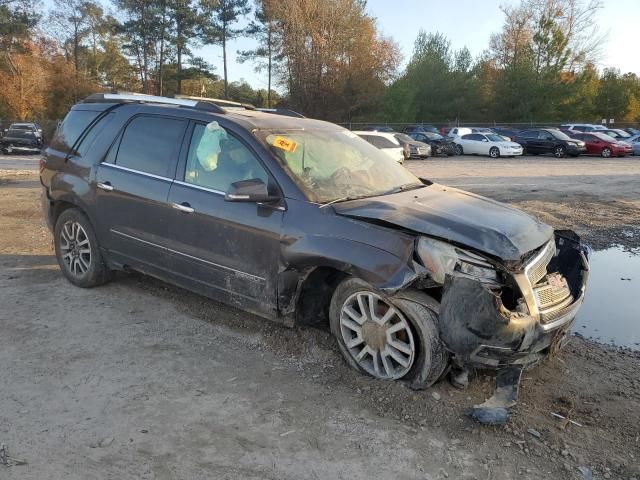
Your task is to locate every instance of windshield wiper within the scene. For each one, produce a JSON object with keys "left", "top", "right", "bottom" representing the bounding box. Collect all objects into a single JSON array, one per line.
[
  {"left": 319, "top": 194, "right": 375, "bottom": 208},
  {"left": 381, "top": 182, "right": 425, "bottom": 196}
]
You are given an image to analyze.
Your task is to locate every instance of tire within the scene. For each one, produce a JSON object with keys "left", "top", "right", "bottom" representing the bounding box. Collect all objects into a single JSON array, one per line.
[
  {"left": 54, "top": 208, "right": 111, "bottom": 287},
  {"left": 329, "top": 277, "right": 449, "bottom": 389},
  {"left": 454, "top": 144, "right": 463, "bottom": 155},
  {"left": 489, "top": 147, "right": 500, "bottom": 158},
  {"left": 5, "top": 144, "right": 13, "bottom": 154},
  {"left": 554, "top": 145, "right": 566, "bottom": 158},
  {"left": 601, "top": 147, "right": 612, "bottom": 158}
]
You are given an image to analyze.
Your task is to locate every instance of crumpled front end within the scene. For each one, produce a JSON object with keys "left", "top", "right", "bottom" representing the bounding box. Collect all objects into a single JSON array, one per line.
[{"left": 438, "top": 231, "right": 589, "bottom": 368}]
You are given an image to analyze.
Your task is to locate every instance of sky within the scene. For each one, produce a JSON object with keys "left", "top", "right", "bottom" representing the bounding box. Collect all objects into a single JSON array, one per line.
[{"left": 196, "top": 0, "right": 640, "bottom": 90}]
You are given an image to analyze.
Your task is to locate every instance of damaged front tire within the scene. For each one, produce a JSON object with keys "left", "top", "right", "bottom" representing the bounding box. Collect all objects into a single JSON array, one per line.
[{"left": 329, "top": 278, "right": 449, "bottom": 389}]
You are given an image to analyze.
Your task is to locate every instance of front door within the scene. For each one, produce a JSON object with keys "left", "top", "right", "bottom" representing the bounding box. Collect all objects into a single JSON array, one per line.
[
  {"left": 93, "top": 114, "right": 187, "bottom": 270},
  {"left": 164, "top": 121, "right": 283, "bottom": 317}
]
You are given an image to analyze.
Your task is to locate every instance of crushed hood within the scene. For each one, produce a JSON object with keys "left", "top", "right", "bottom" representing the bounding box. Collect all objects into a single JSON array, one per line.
[{"left": 333, "top": 183, "right": 553, "bottom": 262}]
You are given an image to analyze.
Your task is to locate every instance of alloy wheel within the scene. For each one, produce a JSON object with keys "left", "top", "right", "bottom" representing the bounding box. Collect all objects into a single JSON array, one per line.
[
  {"left": 554, "top": 146, "right": 565, "bottom": 158},
  {"left": 339, "top": 291, "right": 415, "bottom": 380},
  {"left": 59, "top": 221, "right": 92, "bottom": 277},
  {"left": 602, "top": 148, "right": 612, "bottom": 158},
  {"left": 490, "top": 147, "right": 499, "bottom": 158}
]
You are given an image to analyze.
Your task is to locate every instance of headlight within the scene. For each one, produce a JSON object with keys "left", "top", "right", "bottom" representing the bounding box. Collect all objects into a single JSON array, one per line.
[{"left": 417, "top": 237, "right": 500, "bottom": 286}]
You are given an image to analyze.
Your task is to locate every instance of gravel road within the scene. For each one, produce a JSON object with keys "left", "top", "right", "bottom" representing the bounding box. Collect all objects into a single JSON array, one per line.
[{"left": 1, "top": 156, "right": 639, "bottom": 479}]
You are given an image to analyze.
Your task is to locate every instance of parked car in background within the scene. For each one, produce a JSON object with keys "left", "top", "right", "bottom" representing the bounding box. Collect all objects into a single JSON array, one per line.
[
  {"left": 448, "top": 127, "right": 472, "bottom": 139},
  {"left": 454, "top": 133, "right": 523, "bottom": 158},
  {"left": 598, "top": 128, "right": 631, "bottom": 140},
  {"left": 354, "top": 131, "right": 405, "bottom": 163},
  {"left": 40, "top": 93, "right": 590, "bottom": 387},
  {"left": 492, "top": 127, "right": 521, "bottom": 141},
  {"left": 404, "top": 124, "right": 439, "bottom": 134},
  {"left": 470, "top": 127, "right": 495, "bottom": 135},
  {"left": 570, "top": 132, "right": 633, "bottom": 157},
  {"left": 7, "top": 122, "right": 43, "bottom": 141},
  {"left": 622, "top": 127, "right": 639, "bottom": 136},
  {"left": 618, "top": 134, "right": 640, "bottom": 155},
  {"left": 561, "top": 124, "right": 606, "bottom": 132},
  {"left": 361, "top": 125, "right": 396, "bottom": 132},
  {"left": 514, "top": 128, "right": 586, "bottom": 157},
  {"left": 0, "top": 128, "right": 43, "bottom": 153},
  {"left": 392, "top": 133, "right": 431, "bottom": 159},
  {"left": 407, "top": 131, "right": 456, "bottom": 156}
]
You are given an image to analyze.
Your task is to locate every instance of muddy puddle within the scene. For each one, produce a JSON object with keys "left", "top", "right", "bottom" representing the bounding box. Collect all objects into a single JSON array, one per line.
[{"left": 573, "top": 246, "right": 640, "bottom": 350}]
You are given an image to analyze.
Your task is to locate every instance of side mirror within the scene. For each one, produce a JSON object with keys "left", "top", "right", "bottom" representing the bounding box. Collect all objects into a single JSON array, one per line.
[
  {"left": 225, "top": 178, "right": 278, "bottom": 203},
  {"left": 482, "top": 138, "right": 489, "bottom": 142}
]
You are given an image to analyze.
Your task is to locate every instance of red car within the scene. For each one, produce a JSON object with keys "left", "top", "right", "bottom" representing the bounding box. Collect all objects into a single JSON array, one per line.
[{"left": 571, "top": 132, "right": 633, "bottom": 158}]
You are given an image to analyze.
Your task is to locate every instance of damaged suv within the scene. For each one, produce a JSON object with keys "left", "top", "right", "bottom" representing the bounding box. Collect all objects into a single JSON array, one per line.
[{"left": 41, "top": 94, "right": 590, "bottom": 389}]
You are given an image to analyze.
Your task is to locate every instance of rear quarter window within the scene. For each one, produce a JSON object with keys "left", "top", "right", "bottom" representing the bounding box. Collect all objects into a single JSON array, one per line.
[{"left": 50, "top": 109, "right": 101, "bottom": 156}]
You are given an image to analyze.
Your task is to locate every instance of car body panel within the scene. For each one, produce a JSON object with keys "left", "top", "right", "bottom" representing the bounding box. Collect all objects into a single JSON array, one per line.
[
  {"left": 332, "top": 183, "right": 553, "bottom": 262},
  {"left": 455, "top": 134, "right": 523, "bottom": 156}
]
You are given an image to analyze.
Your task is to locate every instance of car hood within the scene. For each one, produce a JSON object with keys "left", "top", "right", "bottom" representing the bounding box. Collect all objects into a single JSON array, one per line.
[
  {"left": 495, "top": 141, "right": 522, "bottom": 148},
  {"left": 333, "top": 183, "right": 553, "bottom": 262}
]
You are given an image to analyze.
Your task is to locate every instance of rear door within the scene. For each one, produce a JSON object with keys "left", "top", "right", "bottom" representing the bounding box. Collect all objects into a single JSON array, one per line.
[
  {"left": 163, "top": 120, "right": 284, "bottom": 316},
  {"left": 94, "top": 114, "right": 187, "bottom": 270}
]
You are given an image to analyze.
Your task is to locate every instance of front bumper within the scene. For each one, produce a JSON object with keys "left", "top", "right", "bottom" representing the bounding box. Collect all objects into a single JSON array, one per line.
[{"left": 438, "top": 236, "right": 589, "bottom": 369}]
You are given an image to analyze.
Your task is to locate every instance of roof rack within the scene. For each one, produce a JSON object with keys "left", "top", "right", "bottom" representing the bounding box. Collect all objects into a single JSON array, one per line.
[
  {"left": 173, "top": 94, "right": 256, "bottom": 110},
  {"left": 82, "top": 92, "right": 227, "bottom": 114},
  {"left": 255, "top": 108, "right": 305, "bottom": 118}
]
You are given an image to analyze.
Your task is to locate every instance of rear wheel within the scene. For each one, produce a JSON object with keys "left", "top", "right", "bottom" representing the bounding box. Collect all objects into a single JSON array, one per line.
[
  {"left": 54, "top": 208, "right": 111, "bottom": 287},
  {"left": 601, "top": 147, "right": 612, "bottom": 158},
  {"left": 554, "top": 145, "right": 566, "bottom": 158},
  {"left": 329, "top": 278, "right": 449, "bottom": 389},
  {"left": 489, "top": 147, "right": 500, "bottom": 158}
]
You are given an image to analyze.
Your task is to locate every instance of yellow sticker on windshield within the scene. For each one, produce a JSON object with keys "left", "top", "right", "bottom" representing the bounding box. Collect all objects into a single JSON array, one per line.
[{"left": 272, "top": 136, "right": 297, "bottom": 153}]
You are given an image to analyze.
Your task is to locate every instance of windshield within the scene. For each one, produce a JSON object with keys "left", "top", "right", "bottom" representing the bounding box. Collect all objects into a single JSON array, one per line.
[
  {"left": 551, "top": 130, "right": 572, "bottom": 140},
  {"left": 424, "top": 132, "right": 443, "bottom": 140},
  {"left": 486, "top": 134, "right": 505, "bottom": 142},
  {"left": 395, "top": 133, "right": 414, "bottom": 143},
  {"left": 592, "top": 133, "right": 615, "bottom": 142},
  {"left": 258, "top": 128, "right": 423, "bottom": 203}
]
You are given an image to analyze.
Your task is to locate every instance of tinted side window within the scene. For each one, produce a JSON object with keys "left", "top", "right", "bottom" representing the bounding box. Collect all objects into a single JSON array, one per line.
[
  {"left": 520, "top": 130, "right": 536, "bottom": 139},
  {"left": 50, "top": 110, "right": 101, "bottom": 155},
  {"left": 76, "top": 113, "right": 116, "bottom": 157},
  {"left": 115, "top": 116, "right": 186, "bottom": 177},
  {"left": 184, "top": 123, "right": 268, "bottom": 192}
]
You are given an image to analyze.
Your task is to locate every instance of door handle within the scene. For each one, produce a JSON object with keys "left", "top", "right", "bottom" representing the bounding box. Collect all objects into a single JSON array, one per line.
[
  {"left": 97, "top": 182, "right": 113, "bottom": 191},
  {"left": 172, "top": 202, "right": 194, "bottom": 213}
]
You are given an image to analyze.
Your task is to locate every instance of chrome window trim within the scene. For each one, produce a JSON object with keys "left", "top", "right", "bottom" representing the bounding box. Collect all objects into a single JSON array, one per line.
[
  {"left": 173, "top": 180, "right": 225, "bottom": 196},
  {"left": 110, "top": 229, "right": 265, "bottom": 282},
  {"left": 100, "top": 162, "right": 172, "bottom": 182}
]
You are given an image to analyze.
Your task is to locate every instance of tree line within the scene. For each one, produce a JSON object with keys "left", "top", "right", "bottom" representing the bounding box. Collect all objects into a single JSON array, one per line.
[{"left": 1, "top": 0, "right": 639, "bottom": 125}]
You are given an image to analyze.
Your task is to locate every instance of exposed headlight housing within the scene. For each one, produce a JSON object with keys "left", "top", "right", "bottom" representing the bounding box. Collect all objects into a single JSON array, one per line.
[{"left": 416, "top": 237, "right": 500, "bottom": 286}]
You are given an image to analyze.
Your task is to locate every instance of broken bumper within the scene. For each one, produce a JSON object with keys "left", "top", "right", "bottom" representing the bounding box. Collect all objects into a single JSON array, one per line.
[{"left": 438, "top": 239, "right": 589, "bottom": 369}]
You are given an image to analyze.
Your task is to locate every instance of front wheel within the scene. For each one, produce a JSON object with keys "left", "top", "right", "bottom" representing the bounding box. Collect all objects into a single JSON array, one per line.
[
  {"left": 4, "top": 144, "right": 14, "bottom": 154},
  {"left": 329, "top": 278, "right": 449, "bottom": 388},
  {"left": 54, "top": 208, "right": 111, "bottom": 287},
  {"left": 489, "top": 147, "right": 500, "bottom": 158},
  {"left": 554, "top": 146, "right": 566, "bottom": 158},
  {"left": 601, "top": 147, "right": 612, "bottom": 158}
]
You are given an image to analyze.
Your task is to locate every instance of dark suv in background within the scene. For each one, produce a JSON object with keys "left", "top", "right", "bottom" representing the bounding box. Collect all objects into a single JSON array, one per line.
[
  {"left": 514, "top": 128, "right": 586, "bottom": 157},
  {"left": 40, "top": 93, "right": 589, "bottom": 389}
]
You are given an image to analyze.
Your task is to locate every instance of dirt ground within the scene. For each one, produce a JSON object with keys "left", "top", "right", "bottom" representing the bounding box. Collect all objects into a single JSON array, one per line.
[{"left": 1, "top": 156, "right": 639, "bottom": 480}]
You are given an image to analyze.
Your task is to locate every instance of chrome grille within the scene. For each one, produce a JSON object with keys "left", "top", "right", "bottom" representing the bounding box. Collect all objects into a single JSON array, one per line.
[
  {"left": 525, "top": 241, "right": 555, "bottom": 286},
  {"left": 534, "top": 282, "right": 572, "bottom": 309}
]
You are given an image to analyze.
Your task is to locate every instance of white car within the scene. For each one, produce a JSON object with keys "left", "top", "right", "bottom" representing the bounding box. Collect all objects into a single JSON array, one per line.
[
  {"left": 353, "top": 131, "right": 405, "bottom": 164},
  {"left": 454, "top": 133, "right": 523, "bottom": 158},
  {"left": 561, "top": 123, "right": 606, "bottom": 132},
  {"left": 448, "top": 127, "right": 472, "bottom": 139}
]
